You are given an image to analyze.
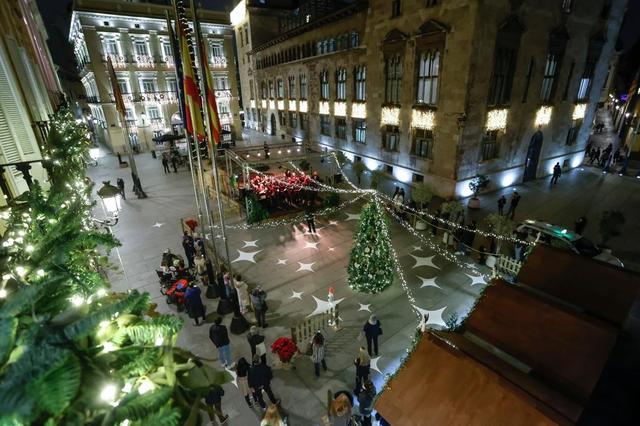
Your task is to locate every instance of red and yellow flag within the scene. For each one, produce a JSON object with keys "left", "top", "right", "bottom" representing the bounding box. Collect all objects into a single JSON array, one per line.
[{"left": 198, "top": 38, "right": 222, "bottom": 145}]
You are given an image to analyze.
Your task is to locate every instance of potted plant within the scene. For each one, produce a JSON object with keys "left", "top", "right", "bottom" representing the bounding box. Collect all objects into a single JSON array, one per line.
[
  {"left": 440, "top": 200, "right": 464, "bottom": 247},
  {"left": 353, "top": 161, "right": 366, "bottom": 185},
  {"left": 467, "top": 175, "right": 490, "bottom": 209},
  {"left": 370, "top": 168, "right": 384, "bottom": 189},
  {"left": 271, "top": 337, "right": 298, "bottom": 370},
  {"left": 411, "top": 182, "right": 434, "bottom": 230}
]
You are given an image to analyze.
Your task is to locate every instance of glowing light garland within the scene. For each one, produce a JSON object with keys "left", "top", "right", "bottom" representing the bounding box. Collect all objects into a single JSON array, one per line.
[
  {"left": 486, "top": 108, "right": 508, "bottom": 131},
  {"left": 299, "top": 100, "right": 308, "bottom": 113},
  {"left": 334, "top": 102, "right": 347, "bottom": 117},
  {"left": 535, "top": 106, "right": 553, "bottom": 126},
  {"left": 381, "top": 106, "right": 400, "bottom": 126},
  {"left": 572, "top": 103, "right": 587, "bottom": 120},
  {"left": 250, "top": 100, "right": 256, "bottom": 108},
  {"left": 277, "top": 99, "right": 285, "bottom": 110},
  {"left": 288, "top": 99, "right": 297, "bottom": 111},
  {"left": 261, "top": 99, "right": 267, "bottom": 109},
  {"left": 351, "top": 102, "right": 366, "bottom": 119},
  {"left": 319, "top": 101, "right": 330, "bottom": 115},
  {"left": 411, "top": 109, "right": 435, "bottom": 130}
]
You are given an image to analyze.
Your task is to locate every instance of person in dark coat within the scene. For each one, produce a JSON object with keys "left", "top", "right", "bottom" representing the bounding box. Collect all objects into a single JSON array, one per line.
[
  {"left": 247, "top": 326, "right": 267, "bottom": 364},
  {"left": 209, "top": 317, "right": 232, "bottom": 368},
  {"left": 574, "top": 216, "right": 588, "bottom": 235},
  {"left": 357, "top": 380, "right": 376, "bottom": 426},
  {"left": 497, "top": 195, "right": 506, "bottom": 215},
  {"left": 248, "top": 354, "right": 279, "bottom": 408},
  {"left": 161, "top": 153, "right": 170, "bottom": 174},
  {"left": 507, "top": 191, "right": 521, "bottom": 220},
  {"left": 185, "top": 283, "right": 206, "bottom": 325},
  {"left": 182, "top": 231, "right": 195, "bottom": 269},
  {"left": 550, "top": 162, "right": 562, "bottom": 185},
  {"left": 354, "top": 347, "right": 371, "bottom": 395},
  {"left": 251, "top": 286, "right": 268, "bottom": 328},
  {"left": 116, "top": 177, "right": 125, "bottom": 200},
  {"left": 203, "top": 385, "right": 229, "bottom": 424},
  {"left": 305, "top": 206, "right": 316, "bottom": 233},
  {"left": 235, "top": 357, "right": 253, "bottom": 407},
  {"left": 363, "top": 314, "right": 382, "bottom": 356},
  {"left": 171, "top": 154, "right": 178, "bottom": 173}
]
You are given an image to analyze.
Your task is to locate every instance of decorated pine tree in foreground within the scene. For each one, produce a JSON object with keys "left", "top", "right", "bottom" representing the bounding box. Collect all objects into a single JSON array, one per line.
[
  {"left": 0, "top": 110, "right": 229, "bottom": 425},
  {"left": 347, "top": 200, "right": 394, "bottom": 294}
]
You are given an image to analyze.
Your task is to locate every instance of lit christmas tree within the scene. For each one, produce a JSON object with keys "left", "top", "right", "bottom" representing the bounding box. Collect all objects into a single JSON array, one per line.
[
  {"left": 347, "top": 200, "right": 394, "bottom": 294},
  {"left": 0, "top": 110, "right": 228, "bottom": 425}
]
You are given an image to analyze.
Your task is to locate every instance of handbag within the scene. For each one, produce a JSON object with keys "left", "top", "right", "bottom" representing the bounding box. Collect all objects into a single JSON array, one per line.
[{"left": 256, "top": 342, "right": 267, "bottom": 356}]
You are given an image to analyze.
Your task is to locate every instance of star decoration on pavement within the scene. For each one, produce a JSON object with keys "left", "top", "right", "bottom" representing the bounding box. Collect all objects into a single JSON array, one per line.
[
  {"left": 328, "top": 247, "right": 336, "bottom": 252},
  {"left": 417, "top": 276, "right": 441, "bottom": 289},
  {"left": 412, "top": 245, "right": 422, "bottom": 251},
  {"left": 413, "top": 305, "right": 448, "bottom": 328},
  {"left": 276, "top": 259, "right": 288, "bottom": 265},
  {"left": 345, "top": 212, "right": 360, "bottom": 221},
  {"left": 358, "top": 303, "right": 371, "bottom": 312},
  {"left": 242, "top": 240, "right": 259, "bottom": 248},
  {"left": 411, "top": 255, "right": 440, "bottom": 269},
  {"left": 370, "top": 356, "right": 383, "bottom": 374},
  {"left": 215, "top": 234, "right": 223, "bottom": 239},
  {"left": 304, "top": 241, "right": 319, "bottom": 250},
  {"left": 231, "top": 249, "right": 262, "bottom": 264},
  {"left": 307, "top": 296, "right": 345, "bottom": 317},
  {"left": 152, "top": 222, "right": 164, "bottom": 228},
  {"left": 466, "top": 273, "right": 487, "bottom": 286},
  {"left": 225, "top": 366, "right": 238, "bottom": 388},
  {"left": 329, "top": 220, "right": 339, "bottom": 226},
  {"left": 296, "top": 262, "right": 316, "bottom": 272},
  {"left": 289, "top": 290, "right": 304, "bottom": 300}
]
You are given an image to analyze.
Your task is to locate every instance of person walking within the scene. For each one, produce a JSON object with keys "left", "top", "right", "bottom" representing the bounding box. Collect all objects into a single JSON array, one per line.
[
  {"left": 116, "top": 177, "right": 126, "bottom": 200},
  {"left": 185, "top": 283, "right": 206, "bottom": 326},
  {"left": 209, "top": 317, "right": 232, "bottom": 368},
  {"left": 203, "top": 385, "right": 229, "bottom": 425},
  {"left": 261, "top": 404, "right": 286, "bottom": 426},
  {"left": 182, "top": 231, "right": 195, "bottom": 270},
  {"left": 247, "top": 326, "right": 267, "bottom": 364},
  {"left": 497, "top": 195, "right": 506, "bottom": 215},
  {"left": 507, "top": 191, "right": 521, "bottom": 220},
  {"left": 249, "top": 354, "right": 279, "bottom": 409},
  {"left": 310, "top": 331, "right": 328, "bottom": 378},
  {"left": 357, "top": 380, "right": 376, "bottom": 426},
  {"left": 236, "top": 357, "right": 254, "bottom": 408},
  {"left": 161, "top": 153, "right": 171, "bottom": 174},
  {"left": 363, "top": 314, "right": 382, "bottom": 356},
  {"left": 305, "top": 206, "right": 317, "bottom": 233},
  {"left": 234, "top": 274, "right": 251, "bottom": 314},
  {"left": 354, "top": 347, "right": 371, "bottom": 395},
  {"left": 171, "top": 153, "right": 178, "bottom": 173},
  {"left": 251, "top": 286, "right": 268, "bottom": 328},
  {"left": 550, "top": 162, "right": 561, "bottom": 185}
]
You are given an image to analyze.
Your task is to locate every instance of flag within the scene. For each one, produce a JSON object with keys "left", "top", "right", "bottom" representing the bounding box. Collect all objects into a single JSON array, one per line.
[
  {"left": 173, "top": 0, "right": 205, "bottom": 140},
  {"left": 106, "top": 57, "right": 126, "bottom": 117},
  {"left": 193, "top": 8, "right": 222, "bottom": 145},
  {"left": 165, "top": 11, "right": 188, "bottom": 132}
]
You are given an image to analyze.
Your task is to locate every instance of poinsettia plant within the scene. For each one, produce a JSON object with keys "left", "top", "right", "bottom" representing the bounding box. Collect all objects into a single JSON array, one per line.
[{"left": 271, "top": 337, "right": 298, "bottom": 362}]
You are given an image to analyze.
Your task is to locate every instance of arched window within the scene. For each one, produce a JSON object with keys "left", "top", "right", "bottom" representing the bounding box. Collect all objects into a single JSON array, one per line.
[{"left": 416, "top": 50, "right": 439, "bottom": 105}]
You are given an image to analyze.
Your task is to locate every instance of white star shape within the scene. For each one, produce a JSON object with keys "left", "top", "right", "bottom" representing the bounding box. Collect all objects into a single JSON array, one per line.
[
  {"left": 276, "top": 258, "right": 288, "bottom": 265},
  {"left": 304, "top": 241, "right": 319, "bottom": 250},
  {"left": 417, "top": 276, "right": 441, "bottom": 289},
  {"left": 215, "top": 234, "right": 223, "bottom": 239},
  {"left": 413, "top": 305, "right": 447, "bottom": 328},
  {"left": 412, "top": 245, "right": 422, "bottom": 251},
  {"left": 370, "top": 356, "right": 383, "bottom": 374},
  {"left": 296, "top": 262, "right": 315, "bottom": 272},
  {"left": 329, "top": 220, "right": 338, "bottom": 226},
  {"left": 307, "top": 296, "right": 345, "bottom": 317},
  {"left": 242, "top": 240, "right": 259, "bottom": 248},
  {"left": 152, "top": 222, "right": 164, "bottom": 228},
  {"left": 225, "top": 366, "right": 238, "bottom": 388},
  {"left": 231, "top": 249, "right": 262, "bottom": 264},
  {"left": 345, "top": 212, "right": 360, "bottom": 221},
  {"left": 358, "top": 303, "right": 371, "bottom": 312},
  {"left": 466, "top": 273, "right": 487, "bottom": 286},
  {"left": 289, "top": 290, "right": 304, "bottom": 300},
  {"left": 328, "top": 247, "right": 336, "bottom": 252},
  {"left": 411, "top": 255, "right": 440, "bottom": 269}
]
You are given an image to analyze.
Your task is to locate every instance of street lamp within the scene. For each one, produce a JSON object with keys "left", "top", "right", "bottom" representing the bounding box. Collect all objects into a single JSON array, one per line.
[
  {"left": 97, "top": 181, "right": 121, "bottom": 226},
  {"left": 138, "top": 112, "right": 150, "bottom": 152}
]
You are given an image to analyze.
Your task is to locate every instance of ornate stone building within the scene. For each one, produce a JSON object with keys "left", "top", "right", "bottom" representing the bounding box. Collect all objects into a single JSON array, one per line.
[
  {"left": 232, "top": 0, "right": 626, "bottom": 197},
  {"left": 70, "top": 0, "right": 241, "bottom": 153}
]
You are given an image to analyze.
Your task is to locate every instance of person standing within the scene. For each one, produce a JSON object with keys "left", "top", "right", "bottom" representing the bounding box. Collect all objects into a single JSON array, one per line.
[
  {"left": 354, "top": 347, "right": 371, "bottom": 395},
  {"left": 247, "top": 326, "right": 267, "bottom": 364},
  {"left": 311, "top": 331, "right": 328, "bottom": 378},
  {"left": 182, "top": 231, "right": 195, "bottom": 270},
  {"left": 574, "top": 216, "right": 588, "bottom": 235},
  {"left": 507, "top": 191, "right": 521, "bottom": 220},
  {"left": 329, "top": 392, "right": 353, "bottom": 426},
  {"left": 209, "top": 317, "right": 232, "bottom": 368},
  {"left": 357, "top": 380, "right": 376, "bottom": 426},
  {"left": 249, "top": 354, "right": 279, "bottom": 409},
  {"left": 305, "top": 207, "right": 316, "bottom": 233},
  {"left": 497, "top": 195, "right": 506, "bottom": 215},
  {"left": 363, "top": 314, "right": 382, "bottom": 356},
  {"left": 234, "top": 274, "right": 251, "bottom": 314},
  {"left": 185, "top": 283, "right": 206, "bottom": 326},
  {"left": 263, "top": 141, "right": 270, "bottom": 159},
  {"left": 236, "top": 357, "right": 254, "bottom": 408},
  {"left": 116, "top": 177, "right": 125, "bottom": 200},
  {"left": 251, "top": 286, "right": 268, "bottom": 328},
  {"left": 203, "top": 385, "right": 229, "bottom": 425},
  {"left": 161, "top": 153, "right": 171, "bottom": 174},
  {"left": 261, "top": 404, "right": 286, "bottom": 426},
  {"left": 550, "top": 162, "right": 561, "bottom": 185},
  {"left": 171, "top": 153, "right": 178, "bottom": 173}
]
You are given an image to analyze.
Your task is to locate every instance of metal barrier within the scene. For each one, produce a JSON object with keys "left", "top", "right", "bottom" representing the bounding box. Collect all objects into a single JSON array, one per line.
[{"left": 290, "top": 305, "right": 340, "bottom": 351}]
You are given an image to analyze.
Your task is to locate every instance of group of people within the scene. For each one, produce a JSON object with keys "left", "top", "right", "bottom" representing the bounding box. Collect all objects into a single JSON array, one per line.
[
  {"left": 248, "top": 170, "right": 319, "bottom": 209},
  {"left": 496, "top": 191, "right": 522, "bottom": 219},
  {"left": 586, "top": 142, "right": 622, "bottom": 171},
  {"left": 160, "top": 147, "right": 185, "bottom": 174}
]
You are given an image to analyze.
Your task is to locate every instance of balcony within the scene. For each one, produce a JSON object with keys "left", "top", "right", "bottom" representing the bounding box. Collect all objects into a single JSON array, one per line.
[
  {"left": 86, "top": 95, "right": 100, "bottom": 104},
  {"left": 108, "top": 91, "right": 178, "bottom": 104},
  {"left": 102, "top": 54, "right": 127, "bottom": 69},
  {"left": 132, "top": 54, "right": 156, "bottom": 68},
  {"left": 210, "top": 56, "right": 227, "bottom": 69},
  {"left": 161, "top": 55, "right": 175, "bottom": 68}
]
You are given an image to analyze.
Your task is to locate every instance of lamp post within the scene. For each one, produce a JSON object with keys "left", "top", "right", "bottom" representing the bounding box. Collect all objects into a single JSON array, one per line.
[{"left": 96, "top": 181, "right": 121, "bottom": 226}]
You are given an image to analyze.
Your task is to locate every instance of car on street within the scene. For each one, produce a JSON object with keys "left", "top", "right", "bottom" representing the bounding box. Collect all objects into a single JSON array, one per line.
[{"left": 516, "top": 220, "right": 624, "bottom": 268}]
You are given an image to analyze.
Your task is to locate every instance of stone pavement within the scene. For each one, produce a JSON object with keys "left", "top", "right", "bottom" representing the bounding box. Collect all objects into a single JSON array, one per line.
[{"left": 88, "top": 149, "right": 485, "bottom": 425}]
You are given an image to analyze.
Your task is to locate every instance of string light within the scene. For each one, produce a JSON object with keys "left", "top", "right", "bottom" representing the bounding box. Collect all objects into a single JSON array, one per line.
[
  {"left": 0, "top": 288, "right": 7, "bottom": 298},
  {"left": 137, "top": 379, "right": 155, "bottom": 394},
  {"left": 154, "top": 336, "right": 164, "bottom": 346},
  {"left": 99, "top": 384, "right": 119, "bottom": 405},
  {"left": 70, "top": 294, "right": 85, "bottom": 306}
]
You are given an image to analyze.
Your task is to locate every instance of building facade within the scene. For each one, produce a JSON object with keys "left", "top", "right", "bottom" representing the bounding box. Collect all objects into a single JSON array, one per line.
[
  {"left": 232, "top": 0, "right": 626, "bottom": 197},
  {"left": 70, "top": 0, "right": 241, "bottom": 154},
  {"left": 0, "top": 0, "right": 62, "bottom": 206}
]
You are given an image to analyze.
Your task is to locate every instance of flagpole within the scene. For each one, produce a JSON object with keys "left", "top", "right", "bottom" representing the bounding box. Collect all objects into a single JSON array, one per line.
[
  {"left": 164, "top": 11, "right": 208, "bottom": 253},
  {"left": 190, "top": 0, "right": 232, "bottom": 272}
]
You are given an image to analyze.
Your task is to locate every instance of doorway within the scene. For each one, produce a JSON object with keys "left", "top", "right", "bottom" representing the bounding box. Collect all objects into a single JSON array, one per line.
[
  {"left": 270, "top": 113, "right": 276, "bottom": 136},
  {"left": 523, "top": 131, "right": 543, "bottom": 182}
]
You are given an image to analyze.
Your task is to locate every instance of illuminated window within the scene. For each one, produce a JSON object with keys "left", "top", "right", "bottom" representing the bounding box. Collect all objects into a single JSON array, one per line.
[
  {"left": 416, "top": 50, "right": 439, "bottom": 105},
  {"left": 354, "top": 65, "right": 366, "bottom": 101},
  {"left": 354, "top": 119, "right": 366, "bottom": 143},
  {"left": 336, "top": 68, "right": 346, "bottom": 100},
  {"left": 320, "top": 70, "right": 329, "bottom": 100},
  {"left": 413, "top": 129, "right": 434, "bottom": 159}
]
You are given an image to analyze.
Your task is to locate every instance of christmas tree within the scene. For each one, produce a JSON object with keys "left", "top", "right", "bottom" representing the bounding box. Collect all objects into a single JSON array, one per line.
[
  {"left": 0, "top": 110, "right": 229, "bottom": 425},
  {"left": 347, "top": 200, "right": 394, "bottom": 294}
]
